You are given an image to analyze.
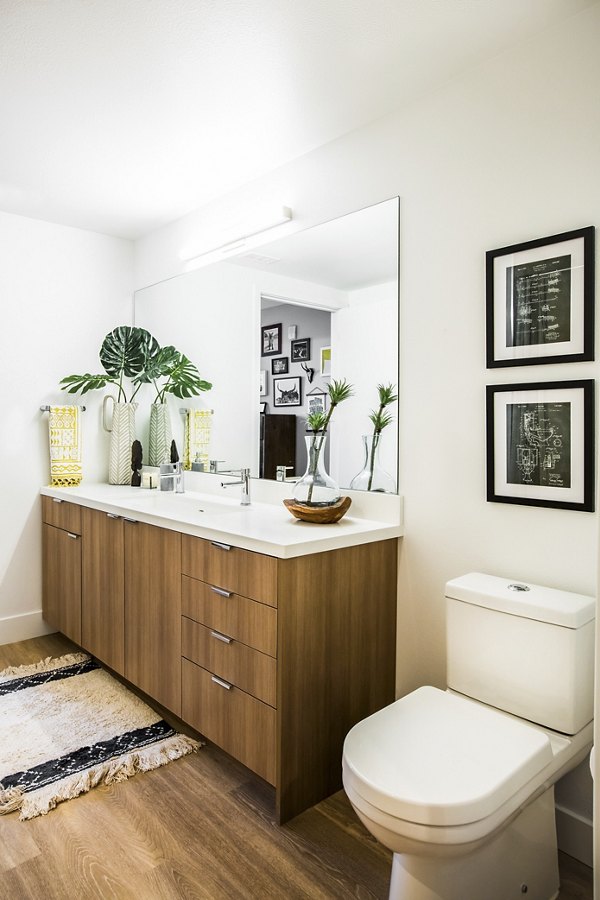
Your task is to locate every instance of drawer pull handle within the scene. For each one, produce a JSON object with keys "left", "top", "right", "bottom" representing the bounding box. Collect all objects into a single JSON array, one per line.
[
  {"left": 210, "top": 541, "right": 232, "bottom": 551},
  {"left": 123, "top": 517, "right": 138, "bottom": 524},
  {"left": 211, "top": 675, "right": 232, "bottom": 690},
  {"left": 210, "top": 586, "right": 232, "bottom": 598},
  {"left": 210, "top": 630, "right": 233, "bottom": 644},
  {"left": 67, "top": 532, "right": 79, "bottom": 540},
  {"left": 52, "top": 497, "right": 64, "bottom": 504},
  {"left": 106, "top": 513, "right": 120, "bottom": 519}
]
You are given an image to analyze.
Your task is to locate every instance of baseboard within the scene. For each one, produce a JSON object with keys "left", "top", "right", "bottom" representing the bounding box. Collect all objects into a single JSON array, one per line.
[
  {"left": 555, "top": 802, "right": 593, "bottom": 868},
  {"left": 0, "top": 611, "right": 54, "bottom": 646}
]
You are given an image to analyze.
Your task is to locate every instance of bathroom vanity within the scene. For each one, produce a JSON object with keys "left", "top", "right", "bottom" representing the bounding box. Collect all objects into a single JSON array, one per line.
[{"left": 41, "top": 483, "right": 401, "bottom": 823}]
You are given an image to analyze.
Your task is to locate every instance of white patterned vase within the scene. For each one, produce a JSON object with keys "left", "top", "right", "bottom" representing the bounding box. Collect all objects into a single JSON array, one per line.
[
  {"left": 148, "top": 403, "right": 173, "bottom": 467},
  {"left": 102, "top": 396, "right": 138, "bottom": 485}
]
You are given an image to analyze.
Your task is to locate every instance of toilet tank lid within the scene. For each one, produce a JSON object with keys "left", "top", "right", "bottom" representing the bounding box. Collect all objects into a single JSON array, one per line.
[{"left": 445, "top": 573, "right": 595, "bottom": 629}]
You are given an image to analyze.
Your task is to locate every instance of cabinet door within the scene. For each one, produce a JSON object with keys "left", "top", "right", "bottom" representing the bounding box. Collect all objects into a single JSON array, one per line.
[
  {"left": 124, "top": 520, "right": 182, "bottom": 715},
  {"left": 81, "top": 507, "right": 125, "bottom": 675},
  {"left": 42, "top": 523, "right": 81, "bottom": 644}
]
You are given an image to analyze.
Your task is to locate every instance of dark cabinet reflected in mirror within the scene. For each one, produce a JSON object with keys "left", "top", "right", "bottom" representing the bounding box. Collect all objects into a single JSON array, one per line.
[{"left": 134, "top": 197, "right": 399, "bottom": 492}]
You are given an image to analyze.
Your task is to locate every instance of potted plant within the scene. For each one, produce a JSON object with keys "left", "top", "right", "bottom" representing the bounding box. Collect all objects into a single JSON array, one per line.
[{"left": 60, "top": 326, "right": 160, "bottom": 484}]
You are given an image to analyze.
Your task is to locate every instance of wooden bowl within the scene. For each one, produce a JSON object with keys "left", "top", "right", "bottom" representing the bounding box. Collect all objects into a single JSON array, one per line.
[{"left": 283, "top": 496, "right": 352, "bottom": 524}]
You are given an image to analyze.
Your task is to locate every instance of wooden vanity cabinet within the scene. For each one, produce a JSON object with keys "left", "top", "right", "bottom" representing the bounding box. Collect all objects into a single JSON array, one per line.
[
  {"left": 42, "top": 497, "right": 82, "bottom": 644},
  {"left": 81, "top": 507, "right": 125, "bottom": 675},
  {"left": 181, "top": 533, "right": 398, "bottom": 824},
  {"left": 124, "top": 520, "right": 182, "bottom": 716},
  {"left": 42, "top": 496, "right": 398, "bottom": 824}
]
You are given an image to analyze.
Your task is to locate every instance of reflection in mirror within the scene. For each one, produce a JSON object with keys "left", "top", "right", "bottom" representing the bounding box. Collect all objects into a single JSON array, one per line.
[{"left": 134, "top": 197, "right": 399, "bottom": 492}]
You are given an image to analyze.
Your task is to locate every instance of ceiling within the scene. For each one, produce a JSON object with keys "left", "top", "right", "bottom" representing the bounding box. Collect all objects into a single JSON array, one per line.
[{"left": 0, "top": 0, "right": 594, "bottom": 239}]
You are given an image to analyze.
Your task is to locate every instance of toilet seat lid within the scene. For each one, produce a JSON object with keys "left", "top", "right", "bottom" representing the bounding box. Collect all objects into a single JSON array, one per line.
[{"left": 342, "top": 687, "right": 554, "bottom": 827}]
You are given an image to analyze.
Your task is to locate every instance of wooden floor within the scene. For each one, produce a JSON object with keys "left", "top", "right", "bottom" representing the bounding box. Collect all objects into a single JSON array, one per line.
[{"left": 0, "top": 634, "right": 593, "bottom": 900}]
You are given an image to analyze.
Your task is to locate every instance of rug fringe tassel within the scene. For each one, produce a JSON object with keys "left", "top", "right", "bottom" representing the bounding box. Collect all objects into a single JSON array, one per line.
[
  {"left": 0, "top": 785, "right": 25, "bottom": 815},
  {"left": 0, "top": 652, "right": 89, "bottom": 682},
  {"left": 17, "top": 733, "right": 200, "bottom": 820}
]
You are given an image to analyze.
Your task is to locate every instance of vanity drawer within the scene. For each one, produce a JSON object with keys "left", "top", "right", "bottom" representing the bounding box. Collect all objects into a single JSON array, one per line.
[
  {"left": 182, "top": 575, "right": 277, "bottom": 658},
  {"left": 182, "top": 658, "right": 276, "bottom": 785},
  {"left": 42, "top": 495, "right": 82, "bottom": 534},
  {"left": 182, "top": 617, "right": 276, "bottom": 707},
  {"left": 181, "top": 534, "right": 278, "bottom": 607}
]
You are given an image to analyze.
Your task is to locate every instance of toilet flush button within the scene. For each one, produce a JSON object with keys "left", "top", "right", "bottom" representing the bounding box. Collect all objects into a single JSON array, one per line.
[{"left": 508, "top": 583, "right": 530, "bottom": 592}]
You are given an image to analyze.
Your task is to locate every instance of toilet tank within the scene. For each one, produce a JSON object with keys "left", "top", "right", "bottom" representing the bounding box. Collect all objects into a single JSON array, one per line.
[{"left": 445, "top": 573, "right": 595, "bottom": 734}]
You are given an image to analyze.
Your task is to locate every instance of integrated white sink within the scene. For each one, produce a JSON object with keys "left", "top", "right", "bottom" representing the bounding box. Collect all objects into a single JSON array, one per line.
[{"left": 123, "top": 490, "right": 246, "bottom": 517}]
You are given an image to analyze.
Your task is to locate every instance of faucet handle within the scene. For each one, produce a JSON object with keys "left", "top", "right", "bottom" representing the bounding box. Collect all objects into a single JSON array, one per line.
[
  {"left": 276, "top": 465, "right": 294, "bottom": 482},
  {"left": 209, "top": 459, "right": 226, "bottom": 474}
]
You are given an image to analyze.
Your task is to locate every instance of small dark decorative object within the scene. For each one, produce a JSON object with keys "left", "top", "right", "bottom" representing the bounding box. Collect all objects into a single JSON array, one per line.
[
  {"left": 131, "top": 440, "right": 143, "bottom": 487},
  {"left": 300, "top": 362, "right": 315, "bottom": 383},
  {"left": 170, "top": 440, "right": 179, "bottom": 463}
]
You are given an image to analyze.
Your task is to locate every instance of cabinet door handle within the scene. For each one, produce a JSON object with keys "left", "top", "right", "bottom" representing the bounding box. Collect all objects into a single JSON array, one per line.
[
  {"left": 210, "top": 630, "right": 233, "bottom": 644},
  {"left": 122, "top": 518, "right": 138, "bottom": 524},
  {"left": 211, "top": 675, "right": 232, "bottom": 690},
  {"left": 210, "top": 541, "right": 232, "bottom": 551},
  {"left": 106, "top": 513, "right": 120, "bottom": 519},
  {"left": 52, "top": 497, "right": 64, "bottom": 504},
  {"left": 67, "top": 532, "right": 79, "bottom": 540},
  {"left": 210, "top": 586, "right": 232, "bottom": 598}
]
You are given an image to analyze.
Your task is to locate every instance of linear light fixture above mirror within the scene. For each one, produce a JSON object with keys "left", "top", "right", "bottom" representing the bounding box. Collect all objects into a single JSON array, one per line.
[{"left": 180, "top": 205, "right": 293, "bottom": 265}]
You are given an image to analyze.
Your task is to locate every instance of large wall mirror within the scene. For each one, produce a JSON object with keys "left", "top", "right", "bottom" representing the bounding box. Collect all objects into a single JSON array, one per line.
[{"left": 134, "top": 196, "right": 399, "bottom": 492}]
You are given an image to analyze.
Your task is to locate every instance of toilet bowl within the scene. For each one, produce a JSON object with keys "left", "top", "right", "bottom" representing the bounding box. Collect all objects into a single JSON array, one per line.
[{"left": 342, "top": 574, "right": 595, "bottom": 900}]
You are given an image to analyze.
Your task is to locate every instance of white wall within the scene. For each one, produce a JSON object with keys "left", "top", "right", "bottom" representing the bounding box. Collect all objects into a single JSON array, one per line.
[
  {"left": 134, "top": 4, "right": 600, "bottom": 861},
  {"left": 0, "top": 211, "right": 132, "bottom": 644}
]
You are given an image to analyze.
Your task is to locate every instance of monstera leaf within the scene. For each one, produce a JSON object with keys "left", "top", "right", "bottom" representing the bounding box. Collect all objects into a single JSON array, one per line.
[
  {"left": 59, "top": 373, "right": 117, "bottom": 394},
  {"left": 158, "top": 350, "right": 212, "bottom": 401},
  {"left": 99, "top": 326, "right": 159, "bottom": 380},
  {"left": 60, "top": 325, "right": 160, "bottom": 401}
]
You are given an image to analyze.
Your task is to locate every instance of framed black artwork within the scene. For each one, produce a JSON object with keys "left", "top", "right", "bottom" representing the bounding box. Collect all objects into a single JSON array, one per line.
[
  {"left": 273, "top": 376, "right": 302, "bottom": 408},
  {"left": 271, "top": 356, "right": 289, "bottom": 375},
  {"left": 486, "top": 227, "right": 595, "bottom": 367},
  {"left": 486, "top": 380, "right": 594, "bottom": 511},
  {"left": 261, "top": 323, "right": 282, "bottom": 357},
  {"left": 291, "top": 338, "right": 311, "bottom": 362}
]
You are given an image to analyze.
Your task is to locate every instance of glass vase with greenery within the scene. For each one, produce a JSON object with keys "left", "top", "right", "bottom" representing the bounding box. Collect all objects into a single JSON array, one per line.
[
  {"left": 351, "top": 382, "right": 397, "bottom": 492},
  {"left": 293, "top": 378, "right": 353, "bottom": 505}
]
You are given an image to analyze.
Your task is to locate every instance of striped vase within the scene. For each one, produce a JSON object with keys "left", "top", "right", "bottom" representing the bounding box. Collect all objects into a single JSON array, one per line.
[
  {"left": 102, "top": 397, "right": 137, "bottom": 485},
  {"left": 148, "top": 403, "right": 173, "bottom": 467}
]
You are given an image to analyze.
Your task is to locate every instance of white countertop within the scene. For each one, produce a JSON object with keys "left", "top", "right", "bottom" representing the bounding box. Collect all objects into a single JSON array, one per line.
[{"left": 41, "top": 483, "right": 403, "bottom": 559}]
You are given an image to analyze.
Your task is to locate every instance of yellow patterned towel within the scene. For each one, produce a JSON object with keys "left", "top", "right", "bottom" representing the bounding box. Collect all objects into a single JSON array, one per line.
[
  {"left": 48, "top": 406, "right": 82, "bottom": 486},
  {"left": 183, "top": 410, "right": 212, "bottom": 471}
]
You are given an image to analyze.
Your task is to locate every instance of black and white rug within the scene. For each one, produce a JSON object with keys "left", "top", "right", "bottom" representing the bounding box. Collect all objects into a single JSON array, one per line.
[{"left": 0, "top": 652, "right": 199, "bottom": 820}]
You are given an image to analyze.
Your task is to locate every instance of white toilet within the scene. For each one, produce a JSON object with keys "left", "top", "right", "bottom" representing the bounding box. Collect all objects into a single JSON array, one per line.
[{"left": 342, "top": 573, "right": 595, "bottom": 900}]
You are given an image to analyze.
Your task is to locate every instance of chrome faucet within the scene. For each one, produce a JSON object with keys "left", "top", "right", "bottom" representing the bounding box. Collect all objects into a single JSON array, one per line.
[
  {"left": 220, "top": 467, "right": 251, "bottom": 505},
  {"left": 159, "top": 461, "right": 185, "bottom": 493}
]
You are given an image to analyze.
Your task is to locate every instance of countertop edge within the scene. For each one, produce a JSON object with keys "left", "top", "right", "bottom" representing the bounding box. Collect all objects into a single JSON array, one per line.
[{"left": 40, "top": 486, "right": 403, "bottom": 558}]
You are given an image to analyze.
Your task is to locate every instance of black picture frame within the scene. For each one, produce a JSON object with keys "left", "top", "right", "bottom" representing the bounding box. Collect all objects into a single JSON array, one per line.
[
  {"left": 273, "top": 376, "right": 302, "bottom": 408},
  {"left": 259, "top": 401, "right": 267, "bottom": 414},
  {"left": 261, "top": 323, "right": 282, "bottom": 357},
  {"left": 271, "top": 356, "right": 289, "bottom": 375},
  {"left": 291, "top": 338, "right": 311, "bottom": 362},
  {"left": 486, "top": 226, "right": 595, "bottom": 368},
  {"left": 486, "top": 380, "right": 594, "bottom": 511}
]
